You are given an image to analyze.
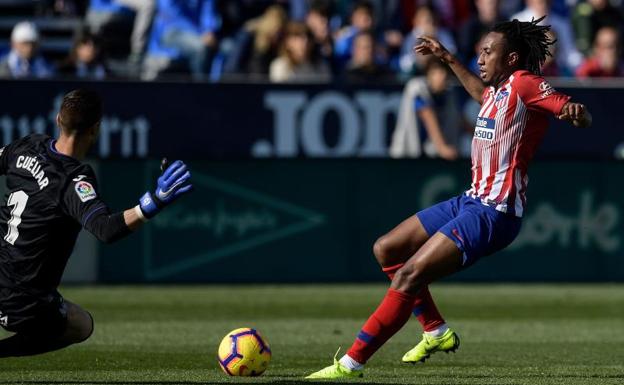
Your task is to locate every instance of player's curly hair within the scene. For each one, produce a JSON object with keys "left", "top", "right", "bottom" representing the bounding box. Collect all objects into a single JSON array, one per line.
[{"left": 491, "top": 16, "right": 555, "bottom": 75}]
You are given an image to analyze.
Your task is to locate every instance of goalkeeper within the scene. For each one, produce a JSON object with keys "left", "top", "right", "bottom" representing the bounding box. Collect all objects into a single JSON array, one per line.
[{"left": 0, "top": 89, "right": 192, "bottom": 357}]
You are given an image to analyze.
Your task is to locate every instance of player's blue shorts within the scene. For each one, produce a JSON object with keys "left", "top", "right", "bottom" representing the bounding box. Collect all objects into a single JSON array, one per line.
[{"left": 416, "top": 195, "right": 522, "bottom": 267}]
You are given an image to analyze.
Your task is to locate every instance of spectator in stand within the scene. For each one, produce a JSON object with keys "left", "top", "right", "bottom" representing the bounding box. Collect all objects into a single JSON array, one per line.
[
  {"left": 430, "top": 0, "right": 473, "bottom": 30},
  {"left": 576, "top": 26, "right": 624, "bottom": 77},
  {"left": 0, "top": 22, "right": 54, "bottom": 79},
  {"left": 269, "top": 22, "right": 331, "bottom": 83},
  {"left": 457, "top": 0, "right": 504, "bottom": 63},
  {"left": 399, "top": 5, "right": 456, "bottom": 76},
  {"left": 58, "top": 32, "right": 107, "bottom": 80},
  {"left": 334, "top": 1, "right": 375, "bottom": 67},
  {"left": 498, "top": 0, "right": 524, "bottom": 18},
  {"left": 305, "top": 1, "right": 334, "bottom": 67},
  {"left": 393, "top": 0, "right": 472, "bottom": 31},
  {"left": 361, "top": 0, "right": 404, "bottom": 73},
  {"left": 344, "top": 30, "right": 395, "bottom": 83},
  {"left": 511, "top": 0, "right": 583, "bottom": 72},
  {"left": 86, "top": 0, "right": 156, "bottom": 63},
  {"left": 371, "top": 0, "right": 403, "bottom": 31},
  {"left": 391, "top": 59, "right": 459, "bottom": 160},
  {"left": 143, "top": 0, "right": 221, "bottom": 80},
  {"left": 222, "top": 5, "right": 287, "bottom": 78},
  {"left": 287, "top": 0, "right": 309, "bottom": 21},
  {"left": 572, "top": 0, "right": 624, "bottom": 56}
]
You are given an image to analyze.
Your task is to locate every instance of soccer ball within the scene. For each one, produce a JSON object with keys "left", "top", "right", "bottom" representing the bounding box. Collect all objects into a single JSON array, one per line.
[{"left": 217, "top": 328, "right": 271, "bottom": 376}]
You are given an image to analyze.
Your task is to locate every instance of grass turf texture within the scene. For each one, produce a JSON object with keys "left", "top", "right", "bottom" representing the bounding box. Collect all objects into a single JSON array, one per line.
[{"left": 1, "top": 284, "right": 623, "bottom": 385}]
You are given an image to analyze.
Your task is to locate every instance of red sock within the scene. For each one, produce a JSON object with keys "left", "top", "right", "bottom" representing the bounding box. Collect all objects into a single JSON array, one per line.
[
  {"left": 347, "top": 288, "right": 416, "bottom": 364},
  {"left": 412, "top": 287, "right": 445, "bottom": 332},
  {"left": 381, "top": 263, "right": 403, "bottom": 280},
  {"left": 382, "top": 264, "right": 445, "bottom": 332}
]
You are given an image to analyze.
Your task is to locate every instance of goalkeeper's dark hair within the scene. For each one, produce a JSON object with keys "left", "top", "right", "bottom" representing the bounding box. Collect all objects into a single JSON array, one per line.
[
  {"left": 58, "top": 89, "right": 102, "bottom": 135},
  {"left": 491, "top": 16, "right": 554, "bottom": 75}
]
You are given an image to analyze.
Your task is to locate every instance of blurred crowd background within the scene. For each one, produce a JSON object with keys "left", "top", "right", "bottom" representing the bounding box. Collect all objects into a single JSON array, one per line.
[
  {"left": 2, "top": 0, "right": 624, "bottom": 83},
  {"left": 2, "top": 0, "right": 624, "bottom": 160}
]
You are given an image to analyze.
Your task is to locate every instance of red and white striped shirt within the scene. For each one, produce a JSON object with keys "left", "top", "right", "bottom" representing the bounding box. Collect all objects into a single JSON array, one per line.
[{"left": 466, "top": 70, "right": 571, "bottom": 217}]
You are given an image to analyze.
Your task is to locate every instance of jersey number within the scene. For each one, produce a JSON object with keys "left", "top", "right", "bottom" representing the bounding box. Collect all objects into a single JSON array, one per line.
[{"left": 5, "top": 190, "right": 29, "bottom": 245}]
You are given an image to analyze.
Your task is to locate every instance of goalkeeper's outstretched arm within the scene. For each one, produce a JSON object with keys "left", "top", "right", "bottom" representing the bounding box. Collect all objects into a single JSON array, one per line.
[{"left": 83, "top": 159, "right": 193, "bottom": 243}]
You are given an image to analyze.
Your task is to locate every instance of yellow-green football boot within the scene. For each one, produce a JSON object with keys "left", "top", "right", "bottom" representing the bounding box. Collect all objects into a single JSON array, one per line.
[
  {"left": 402, "top": 328, "right": 460, "bottom": 364},
  {"left": 305, "top": 350, "right": 364, "bottom": 380}
]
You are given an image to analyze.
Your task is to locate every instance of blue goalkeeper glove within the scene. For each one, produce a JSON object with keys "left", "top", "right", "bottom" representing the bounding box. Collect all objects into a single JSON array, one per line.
[{"left": 139, "top": 159, "right": 192, "bottom": 219}]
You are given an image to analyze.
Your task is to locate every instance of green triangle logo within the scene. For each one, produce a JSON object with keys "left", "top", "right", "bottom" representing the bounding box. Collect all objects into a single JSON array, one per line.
[{"left": 143, "top": 172, "right": 325, "bottom": 280}]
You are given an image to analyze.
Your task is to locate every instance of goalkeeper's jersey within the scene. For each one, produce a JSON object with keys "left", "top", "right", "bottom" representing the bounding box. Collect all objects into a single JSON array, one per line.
[{"left": 0, "top": 134, "right": 109, "bottom": 293}]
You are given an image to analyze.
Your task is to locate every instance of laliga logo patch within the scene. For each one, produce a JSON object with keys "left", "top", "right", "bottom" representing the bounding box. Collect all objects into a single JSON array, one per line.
[{"left": 75, "top": 181, "right": 97, "bottom": 202}]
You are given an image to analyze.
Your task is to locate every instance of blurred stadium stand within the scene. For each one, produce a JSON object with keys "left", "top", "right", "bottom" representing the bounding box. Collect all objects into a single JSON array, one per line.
[
  {"left": 0, "top": 0, "right": 81, "bottom": 62},
  {"left": 0, "top": 1, "right": 622, "bottom": 81}
]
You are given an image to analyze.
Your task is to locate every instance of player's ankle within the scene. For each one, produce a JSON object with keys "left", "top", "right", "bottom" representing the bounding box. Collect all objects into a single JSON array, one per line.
[
  {"left": 339, "top": 354, "right": 364, "bottom": 371},
  {"left": 424, "top": 323, "right": 449, "bottom": 338}
]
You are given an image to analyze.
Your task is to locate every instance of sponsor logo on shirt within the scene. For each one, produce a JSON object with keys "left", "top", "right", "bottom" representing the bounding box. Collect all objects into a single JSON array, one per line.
[
  {"left": 539, "top": 81, "right": 552, "bottom": 91},
  {"left": 474, "top": 117, "right": 495, "bottom": 141},
  {"left": 539, "top": 81, "right": 555, "bottom": 98},
  {"left": 75, "top": 181, "right": 97, "bottom": 202}
]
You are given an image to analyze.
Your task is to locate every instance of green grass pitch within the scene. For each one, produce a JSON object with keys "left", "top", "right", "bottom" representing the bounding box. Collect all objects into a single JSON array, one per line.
[{"left": 1, "top": 284, "right": 623, "bottom": 385}]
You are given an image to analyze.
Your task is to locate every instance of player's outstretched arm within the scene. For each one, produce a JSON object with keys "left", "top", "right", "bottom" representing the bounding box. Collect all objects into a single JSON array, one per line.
[
  {"left": 414, "top": 36, "right": 485, "bottom": 103},
  {"left": 557, "top": 102, "right": 592, "bottom": 128},
  {"left": 82, "top": 160, "right": 192, "bottom": 243}
]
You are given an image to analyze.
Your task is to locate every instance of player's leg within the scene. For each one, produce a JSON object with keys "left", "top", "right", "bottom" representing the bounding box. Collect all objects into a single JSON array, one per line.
[
  {"left": 344, "top": 233, "right": 463, "bottom": 366},
  {"left": 374, "top": 205, "right": 455, "bottom": 337},
  {"left": 395, "top": 232, "right": 462, "bottom": 363},
  {"left": 402, "top": 201, "right": 523, "bottom": 363},
  {"left": 373, "top": 215, "right": 429, "bottom": 268},
  {"left": 306, "top": 198, "right": 523, "bottom": 378},
  {"left": 306, "top": 232, "right": 462, "bottom": 379},
  {"left": 61, "top": 300, "right": 94, "bottom": 344},
  {"left": 374, "top": 195, "right": 463, "bottom": 269},
  {"left": 0, "top": 297, "right": 93, "bottom": 358}
]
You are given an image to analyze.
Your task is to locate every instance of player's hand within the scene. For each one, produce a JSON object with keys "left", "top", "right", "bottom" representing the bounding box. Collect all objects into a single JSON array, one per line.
[
  {"left": 155, "top": 160, "right": 192, "bottom": 203},
  {"left": 139, "top": 159, "right": 193, "bottom": 219},
  {"left": 414, "top": 36, "right": 451, "bottom": 62},
  {"left": 557, "top": 102, "right": 591, "bottom": 127}
]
